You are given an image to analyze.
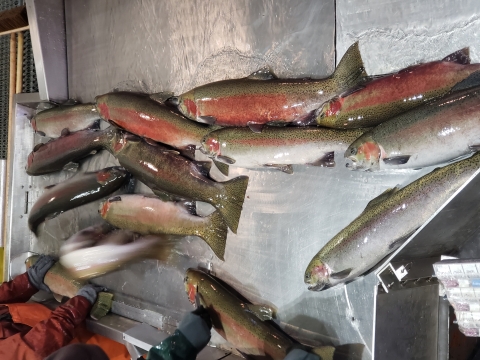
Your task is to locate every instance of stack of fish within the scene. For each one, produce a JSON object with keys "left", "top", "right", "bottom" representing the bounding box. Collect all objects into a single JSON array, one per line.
[{"left": 25, "top": 41, "right": 480, "bottom": 357}]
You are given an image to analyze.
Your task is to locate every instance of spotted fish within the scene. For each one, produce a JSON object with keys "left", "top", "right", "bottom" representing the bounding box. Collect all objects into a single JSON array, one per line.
[
  {"left": 173, "top": 42, "right": 366, "bottom": 130},
  {"left": 31, "top": 103, "right": 100, "bottom": 138},
  {"left": 345, "top": 79, "right": 480, "bottom": 171},
  {"left": 305, "top": 152, "right": 480, "bottom": 291},
  {"left": 185, "top": 269, "right": 335, "bottom": 360},
  {"left": 316, "top": 48, "right": 480, "bottom": 129},
  {"left": 99, "top": 194, "right": 228, "bottom": 260},
  {"left": 201, "top": 126, "right": 367, "bottom": 175}
]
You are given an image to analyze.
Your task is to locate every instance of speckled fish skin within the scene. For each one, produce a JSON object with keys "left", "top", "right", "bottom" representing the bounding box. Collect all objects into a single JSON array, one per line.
[
  {"left": 26, "top": 255, "right": 86, "bottom": 298},
  {"left": 317, "top": 48, "right": 480, "bottom": 129},
  {"left": 28, "top": 167, "right": 129, "bottom": 233},
  {"left": 99, "top": 194, "right": 228, "bottom": 260},
  {"left": 95, "top": 92, "right": 211, "bottom": 154},
  {"left": 175, "top": 42, "right": 366, "bottom": 126},
  {"left": 103, "top": 128, "right": 249, "bottom": 233},
  {"left": 201, "top": 127, "right": 367, "bottom": 169},
  {"left": 305, "top": 152, "right": 480, "bottom": 291},
  {"left": 31, "top": 103, "right": 100, "bottom": 138},
  {"left": 26, "top": 128, "right": 108, "bottom": 176},
  {"left": 184, "top": 268, "right": 295, "bottom": 359},
  {"left": 345, "top": 86, "right": 480, "bottom": 171}
]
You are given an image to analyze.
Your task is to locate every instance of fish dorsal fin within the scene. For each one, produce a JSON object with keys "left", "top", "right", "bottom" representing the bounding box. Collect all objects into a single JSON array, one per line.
[
  {"left": 247, "top": 122, "right": 264, "bottom": 133},
  {"left": 442, "top": 47, "right": 470, "bottom": 65},
  {"left": 53, "top": 293, "right": 64, "bottom": 302},
  {"left": 451, "top": 70, "right": 480, "bottom": 92},
  {"left": 247, "top": 67, "right": 277, "bottom": 80},
  {"left": 244, "top": 303, "right": 274, "bottom": 321},
  {"left": 213, "top": 159, "right": 229, "bottom": 176},
  {"left": 330, "top": 268, "right": 353, "bottom": 280},
  {"left": 149, "top": 91, "right": 174, "bottom": 103},
  {"left": 364, "top": 186, "right": 400, "bottom": 212},
  {"left": 332, "top": 41, "right": 367, "bottom": 90},
  {"left": 182, "top": 201, "right": 197, "bottom": 215},
  {"left": 195, "top": 161, "right": 212, "bottom": 177}
]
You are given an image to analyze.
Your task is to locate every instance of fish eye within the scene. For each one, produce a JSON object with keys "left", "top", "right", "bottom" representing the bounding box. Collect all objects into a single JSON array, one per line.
[
  {"left": 184, "top": 275, "right": 189, "bottom": 282},
  {"left": 350, "top": 148, "right": 357, "bottom": 155},
  {"left": 305, "top": 273, "right": 310, "bottom": 279}
]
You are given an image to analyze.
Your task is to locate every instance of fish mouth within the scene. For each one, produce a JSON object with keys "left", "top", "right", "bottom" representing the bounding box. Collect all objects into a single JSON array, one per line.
[
  {"left": 308, "top": 283, "right": 327, "bottom": 291},
  {"left": 345, "top": 156, "right": 359, "bottom": 170}
]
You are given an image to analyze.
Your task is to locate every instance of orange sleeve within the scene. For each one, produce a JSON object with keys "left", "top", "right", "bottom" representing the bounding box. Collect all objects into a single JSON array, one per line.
[
  {"left": 22, "top": 296, "right": 91, "bottom": 359},
  {"left": 0, "top": 273, "right": 38, "bottom": 304}
]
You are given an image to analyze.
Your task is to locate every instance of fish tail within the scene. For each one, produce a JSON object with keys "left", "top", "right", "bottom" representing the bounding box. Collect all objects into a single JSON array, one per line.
[
  {"left": 215, "top": 175, "right": 249, "bottom": 234},
  {"left": 332, "top": 41, "right": 367, "bottom": 91},
  {"left": 311, "top": 346, "right": 336, "bottom": 360},
  {"left": 197, "top": 210, "right": 228, "bottom": 261}
]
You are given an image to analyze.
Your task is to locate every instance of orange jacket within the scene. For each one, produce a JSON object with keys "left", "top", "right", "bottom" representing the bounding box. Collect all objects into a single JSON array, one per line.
[{"left": 0, "top": 273, "right": 129, "bottom": 360}]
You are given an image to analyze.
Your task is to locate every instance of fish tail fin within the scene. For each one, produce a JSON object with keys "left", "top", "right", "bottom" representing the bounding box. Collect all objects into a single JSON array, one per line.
[
  {"left": 215, "top": 175, "right": 249, "bottom": 234},
  {"left": 332, "top": 41, "right": 367, "bottom": 91},
  {"left": 150, "top": 236, "right": 180, "bottom": 262},
  {"left": 311, "top": 346, "right": 336, "bottom": 360},
  {"left": 197, "top": 210, "right": 228, "bottom": 261}
]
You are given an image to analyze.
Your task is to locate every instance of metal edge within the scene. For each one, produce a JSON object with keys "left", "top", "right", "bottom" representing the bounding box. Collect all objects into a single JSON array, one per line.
[
  {"left": 25, "top": 0, "right": 68, "bottom": 101},
  {"left": 374, "top": 167, "right": 480, "bottom": 276}
]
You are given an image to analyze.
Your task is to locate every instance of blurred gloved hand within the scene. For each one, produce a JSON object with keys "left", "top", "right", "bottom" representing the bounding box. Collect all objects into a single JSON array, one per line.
[
  {"left": 27, "top": 254, "right": 56, "bottom": 292},
  {"left": 177, "top": 305, "right": 212, "bottom": 351},
  {"left": 191, "top": 305, "right": 212, "bottom": 329},
  {"left": 76, "top": 284, "right": 107, "bottom": 305}
]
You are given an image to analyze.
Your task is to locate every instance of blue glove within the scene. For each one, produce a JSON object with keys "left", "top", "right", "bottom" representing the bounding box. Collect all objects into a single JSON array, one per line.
[
  {"left": 177, "top": 306, "right": 212, "bottom": 351},
  {"left": 76, "top": 284, "right": 107, "bottom": 305},
  {"left": 27, "top": 255, "right": 56, "bottom": 292}
]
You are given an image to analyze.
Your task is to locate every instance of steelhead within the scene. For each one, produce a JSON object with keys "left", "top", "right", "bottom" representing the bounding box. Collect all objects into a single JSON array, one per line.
[
  {"left": 345, "top": 82, "right": 480, "bottom": 171},
  {"left": 201, "top": 127, "right": 367, "bottom": 174},
  {"left": 60, "top": 232, "right": 173, "bottom": 280},
  {"left": 103, "top": 128, "right": 249, "bottom": 233},
  {"left": 95, "top": 92, "right": 211, "bottom": 159},
  {"left": 185, "top": 269, "right": 335, "bottom": 360},
  {"left": 28, "top": 167, "right": 129, "bottom": 233},
  {"left": 316, "top": 48, "right": 480, "bottom": 129},
  {"left": 26, "top": 128, "right": 108, "bottom": 176},
  {"left": 305, "top": 152, "right": 480, "bottom": 291},
  {"left": 99, "top": 194, "right": 228, "bottom": 260},
  {"left": 31, "top": 103, "right": 100, "bottom": 138},
  {"left": 173, "top": 42, "right": 366, "bottom": 129},
  {"left": 25, "top": 255, "right": 113, "bottom": 320}
]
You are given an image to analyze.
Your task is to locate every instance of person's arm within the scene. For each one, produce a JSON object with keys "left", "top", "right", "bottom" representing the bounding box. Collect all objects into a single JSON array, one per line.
[
  {"left": 147, "top": 306, "right": 212, "bottom": 360},
  {"left": 21, "top": 284, "right": 104, "bottom": 359},
  {"left": 0, "top": 255, "right": 56, "bottom": 304}
]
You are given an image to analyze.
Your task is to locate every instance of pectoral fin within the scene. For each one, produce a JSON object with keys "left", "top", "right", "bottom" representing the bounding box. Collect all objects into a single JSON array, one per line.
[
  {"left": 307, "top": 152, "right": 335, "bottom": 167},
  {"left": 44, "top": 184, "right": 56, "bottom": 190},
  {"left": 217, "top": 155, "right": 236, "bottom": 165},
  {"left": 53, "top": 293, "right": 64, "bottom": 302},
  {"left": 36, "top": 130, "right": 46, "bottom": 137},
  {"left": 63, "top": 162, "right": 80, "bottom": 172},
  {"left": 60, "top": 128, "right": 70, "bottom": 137},
  {"left": 247, "top": 122, "right": 264, "bottom": 133},
  {"left": 247, "top": 67, "right": 277, "bottom": 80},
  {"left": 198, "top": 116, "right": 216, "bottom": 125},
  {"left": 383, "top": 155, "right": 410, "bottom": 165},
  {"left": 244, "top": 303, "right": 274, "bottom": 321},
  {"left": 144, "top": 137, "right": 158, "bottom": 146},
  {"left": 264, "top": 164, "right": 293, "bottom": 174},
  {"left": 195, "top": 161, "right": 212, "bottom": 177},
  {"left": 213, "top": 160, "right": 229, "bottom": 176},
  {"left": 330, "top": 268, "right": 353, "bottom": 280},
  {"left": 62, "top": 99, "right": 79, "bottom": 106}
]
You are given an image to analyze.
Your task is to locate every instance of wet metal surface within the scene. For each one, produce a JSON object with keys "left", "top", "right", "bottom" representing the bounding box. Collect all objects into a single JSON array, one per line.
[{"left": 6, "top": 1, "right": 480, "bottom": 359}]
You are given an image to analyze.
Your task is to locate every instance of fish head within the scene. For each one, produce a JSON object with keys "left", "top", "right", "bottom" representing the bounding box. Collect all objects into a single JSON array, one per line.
[
  {"left": 175, "top": 91, "right": 197, "bottom": 120},
  {"left": 184, "top": 268, "right": 202, "bottom": 305},
  {"left": 315, "top": 97, "right": 343, "bottom": 126},
  {"left": 200, "top": 133, "right": 221, "bottom": 158},
  {"left": 96, "top": 167, "right": 129, "bottom": 185},
  {"left": 304, "top": 258, "right": 337, "bottom": 291},
  {"left": 345, "top": 135, "right": 381, "bottom": 171}
]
